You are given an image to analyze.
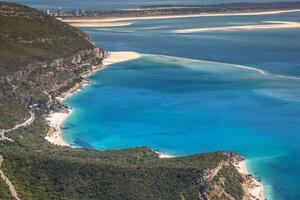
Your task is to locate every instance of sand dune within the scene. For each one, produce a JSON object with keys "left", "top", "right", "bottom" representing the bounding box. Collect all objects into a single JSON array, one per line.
[
  {"left": 174, "top": 21, "right": 300, "bottom": 33},
  {"left": 61, "top": 9, "right": 300, "bottom": 23},
  {"left": 68, "top": 22, "right": 132, "bottom": 28},
  {"left": 103, "top": 51, "right": 141, "bottom": 66}
]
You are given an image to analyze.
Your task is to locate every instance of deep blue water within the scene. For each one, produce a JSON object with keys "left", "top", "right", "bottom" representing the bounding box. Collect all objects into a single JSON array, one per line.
[{"left": 62, "top": 11, "right": 300, "bottom": 200}]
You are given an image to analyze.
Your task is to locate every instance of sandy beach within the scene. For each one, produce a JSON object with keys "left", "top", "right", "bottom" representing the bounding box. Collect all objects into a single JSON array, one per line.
[
  {"left": 103, "top": 51, "right": 141, "bottom": 66},
  {"left": 45, "top": 51, "right": 141, "bottom": 146},
  {"left": 154, "top": 151, "right": 174, "bottom": 158},
  {"left": 45, "top": 110, "right": 71, "bottom": 146},
  {"left": 175, "top": 21, "right": 300, "bottom": 33},
  {"left": 62, "top": 9, "right": 300, "bottom": 24},
  {"left": 234, "top": 158, "right": 265, "bottom": 200},
  {"left": 68, "top": 22, "right": 132, "bottom": 28}
]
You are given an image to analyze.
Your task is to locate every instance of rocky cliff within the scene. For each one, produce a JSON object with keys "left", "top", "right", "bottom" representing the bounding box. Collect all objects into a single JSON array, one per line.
[
  {"left": 0, "top": 2, "right": 104, "bottom": 128},
  {"left": 0, "top": 47, "right": 103, "bottom": 97}
]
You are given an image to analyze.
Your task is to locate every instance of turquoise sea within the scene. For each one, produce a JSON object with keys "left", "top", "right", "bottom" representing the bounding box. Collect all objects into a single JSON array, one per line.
[
  {"left": 62, "top": 12, "right": 300, "bottom": 200},
  {"left": 8, "top": 0, "right": 300, "bottom": 198}
]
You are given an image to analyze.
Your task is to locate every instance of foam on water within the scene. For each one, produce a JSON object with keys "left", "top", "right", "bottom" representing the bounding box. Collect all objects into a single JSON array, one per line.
[{"left": 143, "top": 53, "right": 267, "bottom": 74}]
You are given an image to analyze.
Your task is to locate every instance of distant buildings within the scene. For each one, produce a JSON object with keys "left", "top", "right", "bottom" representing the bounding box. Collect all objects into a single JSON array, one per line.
[
  {"left": 58, "top": 8, "right": 64, "bottom": 16},
  {"left": 44, "top": 9, "right": 50, "bottom": 15},
  {"left": 80, "top": 9, "right": 86, "bottom": 16},
  {"left": 72, "top": 9, "right": 86, "bottom": 17},
  {"left": 42, "top": 8, "right": 87, "bottom": 17}
]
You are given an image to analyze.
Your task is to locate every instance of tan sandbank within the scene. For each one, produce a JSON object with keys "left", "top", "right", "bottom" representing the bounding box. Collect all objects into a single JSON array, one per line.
[{"left": 61, "top": 9, "right": 300, "bottom": 23}]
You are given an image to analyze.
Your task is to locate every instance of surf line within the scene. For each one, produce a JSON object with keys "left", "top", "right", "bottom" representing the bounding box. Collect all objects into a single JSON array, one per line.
[
  {"left": 142, "top": 53, "right": 267, "bottom": 75},
  {"left": 142, "top": 53, "right": 300, "bottom": 82}
]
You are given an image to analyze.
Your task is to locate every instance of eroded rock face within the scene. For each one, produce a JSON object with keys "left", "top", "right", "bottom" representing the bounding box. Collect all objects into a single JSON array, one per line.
[
  {"left": 0, "top": 47, "right": 104, "bottom": 97},
  {"left": 91, "top": 47, "right": 102, "bottom": 58}
]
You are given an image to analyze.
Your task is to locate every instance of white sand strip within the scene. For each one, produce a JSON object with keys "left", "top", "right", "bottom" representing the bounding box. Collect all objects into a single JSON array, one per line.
[
  {"left": 235, "top": 159, "right": 249, "bottom": 175},
  {"left": 45, "top": 110, "right": 72, "bottom": 147},
  {"left": 174, "top": 21, "right": 300, "bottom": 33},
  {"left": 234, "top": 159, "right": 265, "bottom": 200},
  {"left": 154, "top": 151, "right": 175, "bottom": 158},
  {"left": 61, "top": 9, "right": 300, "bottom": 23},
  {"left": 103, "top": 51, "right": 141, "bottom": 66},
  {"left": 68, "top": 22, "right": 132, "bottom": 28}
]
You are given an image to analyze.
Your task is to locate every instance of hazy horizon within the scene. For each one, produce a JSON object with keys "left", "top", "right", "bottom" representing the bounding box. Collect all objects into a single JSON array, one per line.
[{"left": 4, "top": 0, "right": 300, "bottom": 10}]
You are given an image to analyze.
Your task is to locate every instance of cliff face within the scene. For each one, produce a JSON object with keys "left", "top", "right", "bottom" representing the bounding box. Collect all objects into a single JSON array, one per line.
[
  {"left": 0, "top": 2, "right": 98, "bottom": 75},
  {"left": 0, "top": 47, "right": 103, "bottom": 95},
  {"left": 0, "top": 2, "right": 105, "bottom": 128}
]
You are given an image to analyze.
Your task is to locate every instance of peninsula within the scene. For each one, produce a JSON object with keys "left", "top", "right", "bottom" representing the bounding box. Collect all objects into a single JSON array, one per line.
[
  {"left": 60, "top": 1, "right": 300, "bottom": 21},
  {"left": 0, "top": 2, "right": 264, "bottom": 200}
]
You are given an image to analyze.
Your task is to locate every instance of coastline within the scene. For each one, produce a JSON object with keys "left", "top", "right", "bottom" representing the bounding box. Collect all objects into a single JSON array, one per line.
[
  {"left": 234, "top": 157, "right": 265, "bottom": 200},
  {"left": 68, "top": 22, "right": 133, "bottom": 28},
  {"left": 44, "top": 51, "right": 265, "bottom": 200},
  {"left": 155, "top": 151, "right": 264, "bottom": 200},
  {"left": 61, "top": 9, "right": 300, "bottom": 24},
  {"left": 45, "top": 51, "right": 141, "bottom": 147}
]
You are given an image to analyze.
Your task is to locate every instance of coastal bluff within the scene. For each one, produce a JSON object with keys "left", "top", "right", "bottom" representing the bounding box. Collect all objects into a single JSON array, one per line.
[
  {"left": 0, "top": 2, "right": 104, "bottom": 129},
  {"left": 0, "top": 2, "right": 262, "bottom": 200}
]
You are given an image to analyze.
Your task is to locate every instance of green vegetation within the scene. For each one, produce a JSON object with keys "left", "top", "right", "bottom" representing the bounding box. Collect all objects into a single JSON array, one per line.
[
  {"left": 205, "top": 165, "right": 245, "bottom": 200},
  {"left": 0, "top": 2, "right": 247, "bottom": 200},
  {"left": 0, "top": 178, "right": 14, "bottom": 200},
  {"left": 0, "top": 2, "right": 99, "bottom": 128},
  {"left": 0, "top": 97, "right": 29, "bottom": 129},
  {"left": 0, "top": 2, "right": 93, "bottom": 76},
  {"left": 0, "top": 115, "right": 245, "bottom": 200}
]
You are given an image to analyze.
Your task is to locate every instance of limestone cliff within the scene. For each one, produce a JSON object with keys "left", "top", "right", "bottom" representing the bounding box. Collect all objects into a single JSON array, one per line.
[{"left": 0, "top": 2, "right": 105, "bottom": 128}]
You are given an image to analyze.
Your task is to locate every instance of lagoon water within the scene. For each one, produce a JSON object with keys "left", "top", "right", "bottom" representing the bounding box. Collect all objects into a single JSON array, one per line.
[
  {"left": 61, "top": 11, "right": 300, "bottom": 200},
  {"left": 5, "top": 0, "right": 296, "bottom": 197}
]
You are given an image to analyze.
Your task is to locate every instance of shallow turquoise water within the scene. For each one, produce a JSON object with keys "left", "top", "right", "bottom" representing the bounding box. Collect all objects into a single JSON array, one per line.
[{"left": 59, "top": 12, "right": 300, "bottom": 200}]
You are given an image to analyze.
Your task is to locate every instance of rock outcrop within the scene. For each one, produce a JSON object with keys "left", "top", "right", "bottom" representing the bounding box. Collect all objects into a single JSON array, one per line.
[{"left": 0, "top": 47, "right": 104, "bottom": 111}]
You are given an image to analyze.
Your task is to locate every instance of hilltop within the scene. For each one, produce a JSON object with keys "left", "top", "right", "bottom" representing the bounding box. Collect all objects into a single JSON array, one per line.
[{"left": 0, "top": 2, "right": 95, "bottom": 76}]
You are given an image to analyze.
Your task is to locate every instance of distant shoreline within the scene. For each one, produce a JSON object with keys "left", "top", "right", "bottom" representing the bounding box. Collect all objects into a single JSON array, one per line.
[
  {"left": 61, "top": 9, "right": 300, "bottom": 24},
  {"left": 45, "top": 51, "right": 141, "bottom": 147}
]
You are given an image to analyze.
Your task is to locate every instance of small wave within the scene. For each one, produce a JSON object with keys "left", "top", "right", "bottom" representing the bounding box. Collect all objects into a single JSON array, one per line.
[
  {"left": 96, "top": 28, "right": 135, "bottom": 33},
  {"left": 140, "top": 53, "right": 300, "bottom": 102},
  {"left": 142, "top": 53, "right": 267, "bottom": 75},
  {"left": 141, "top": 53, "right": 300, "bottom": 82},
  {"left": 255, "top": 88, "right": 300, "bottom": 102},
  {"left": 275, "top": 74, "right": 300, "bottom": 81},
  {"left": 135, "top": 25, "right": 169, "bottom": 30}
]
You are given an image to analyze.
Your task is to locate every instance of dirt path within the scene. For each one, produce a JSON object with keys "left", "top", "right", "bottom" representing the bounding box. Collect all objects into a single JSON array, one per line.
[
  {"left": 0, "top": 155, "right": 21, "bottom": 200},
  {"left": 0, "top": 112, "right": 35, "bottom": 199},
  {"left": 0, "top": 111, "right": 35, "bottom": 141}
]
